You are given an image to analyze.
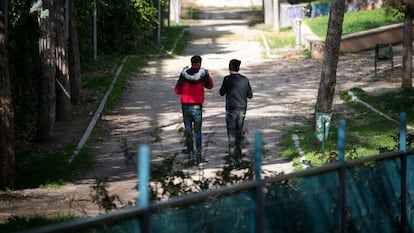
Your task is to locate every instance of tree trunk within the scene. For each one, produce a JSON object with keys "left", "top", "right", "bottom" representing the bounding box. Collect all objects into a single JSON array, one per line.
[
  {"left": 314, "top": 0, "right": 345, "bottom": 119},
  {"left": 0, "top": 0, "right": 15, "bottom": 188},
  {"left": 55, "top": 0, "right": 71, "bottom": 121},
  {"left": 36, "top": 0, "right": 56, "bottom": 142},
  {"left": 68, "top": 0, "right": 82, "bottom": 105},
  {"left": 401, "top": 4, "right": 413, "bottom": 89}
]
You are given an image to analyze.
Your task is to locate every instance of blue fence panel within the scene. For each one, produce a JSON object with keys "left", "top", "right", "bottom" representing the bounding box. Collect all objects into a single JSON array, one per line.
[
  {"left": 345, "top": 157, "right": 402, "bottom": 233},
  {"left": 407, "top": 153, "right": 414, "bottom": 231},
  {"left": 22, "top": 152, "right": 414, "bottom": 233},
  {"left": 151, "top": 191, "right": 255, "bottom": 233},
  {"left": 263, "top": 170, "right": 341, "bottom": 233}
]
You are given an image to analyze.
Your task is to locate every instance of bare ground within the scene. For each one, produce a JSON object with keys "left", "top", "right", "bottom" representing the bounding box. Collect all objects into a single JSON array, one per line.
[{"left": 0, "top": 8, "right": 403, "bottom": 224}]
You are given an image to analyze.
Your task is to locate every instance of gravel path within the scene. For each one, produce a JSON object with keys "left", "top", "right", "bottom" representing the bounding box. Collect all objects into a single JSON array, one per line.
[{"left": 86, "top": 9, "right": 402, "bottom": 208}]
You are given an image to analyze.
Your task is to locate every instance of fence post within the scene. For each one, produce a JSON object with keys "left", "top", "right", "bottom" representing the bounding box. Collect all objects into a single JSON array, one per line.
[
  {"left": 255, "top": 131, "right": 263, "bottom": 181},
  {"left": 400, "top": 112, "right": 407, "bottom": 153},
  {"left": 254, "top": 131, "right": 263, "bottom": 233},
  {"left": 338, "top": 119, "right": 345, "bottom": 162},
  {"left": 400, "top": 112, "right": 407, "bottom": 233},
  {"left": 338, "top": 119, "right": 346, "bottom": 233},
  {"left": 138, "top": 145, "right": 150, "bottom": 233}
]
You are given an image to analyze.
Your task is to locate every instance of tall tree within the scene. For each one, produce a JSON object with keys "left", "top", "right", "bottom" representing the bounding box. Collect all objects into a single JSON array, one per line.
[
  {"left": 55, "top": 0, "right": 71, "bottom": 120},
  {"left": 384, "top": 0, "right": 414, "bottom": 88},
  {"left": 35, "top": 0, "right": 57, "bottom": 142},
  {"left": 401, "top": 2, "right": 413, "bottom": 88},
  {"left": 314, "top": 0, "right": 345, "bottom": 117},
  {"left": 68, "top": 0, "right": 82, "bottom": 105},
  {"left": 0, "top": 0, "right": 15, "bottom": 188}
]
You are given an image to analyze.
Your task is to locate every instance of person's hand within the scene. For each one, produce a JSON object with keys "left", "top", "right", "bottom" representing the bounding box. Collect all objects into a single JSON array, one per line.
[{"left": 201, "top": 75, "right": 210, "bottom": 86}]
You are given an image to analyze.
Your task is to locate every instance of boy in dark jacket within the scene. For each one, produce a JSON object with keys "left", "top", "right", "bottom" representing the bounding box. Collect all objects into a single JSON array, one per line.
[
  {"left": 219, "top": 59, "right": 253, "bottom": 165},
  {"left": 175, "top": 55, "right": 214, "bottom": 164}
]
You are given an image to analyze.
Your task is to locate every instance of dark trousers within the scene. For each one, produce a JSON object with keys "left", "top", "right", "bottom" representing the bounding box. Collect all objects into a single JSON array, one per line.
[
  {"left": 182, "top": 104, "right": 202, "bottom": 158},
  {"left": 225, "top": 110, "right": 246, "bottom": 159}
]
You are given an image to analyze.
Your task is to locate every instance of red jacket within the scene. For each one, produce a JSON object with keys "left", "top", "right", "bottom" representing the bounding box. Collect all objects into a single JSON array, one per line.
[{"left": 174, "top": 66, "right": 214, "bottom": 104}]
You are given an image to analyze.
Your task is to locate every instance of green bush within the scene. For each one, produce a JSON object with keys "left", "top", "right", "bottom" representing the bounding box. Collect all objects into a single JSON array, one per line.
[{"left": 305, "top": 8, "right": 401, "bottom": 38}]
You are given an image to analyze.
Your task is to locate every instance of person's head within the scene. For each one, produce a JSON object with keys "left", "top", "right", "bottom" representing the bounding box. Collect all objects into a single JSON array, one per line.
[
  {"left": 191, "top": 55, "right": 202, "bottom": 66},
  {"left": 229, "top": 59, "right": 241, "bottom": 72}
]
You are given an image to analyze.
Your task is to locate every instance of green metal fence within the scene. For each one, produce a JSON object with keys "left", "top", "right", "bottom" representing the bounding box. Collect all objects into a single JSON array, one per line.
[{"left": 21, "top": 114, "right": 414, "bottom": 233}]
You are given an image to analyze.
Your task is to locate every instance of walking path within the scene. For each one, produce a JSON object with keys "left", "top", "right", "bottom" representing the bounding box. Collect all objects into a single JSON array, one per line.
[
  {"left": 1, "top": 8, "right": 403, "bottom": 220},
  {"left": 85, "top": 8, "right": 402, "bottom": 208}
]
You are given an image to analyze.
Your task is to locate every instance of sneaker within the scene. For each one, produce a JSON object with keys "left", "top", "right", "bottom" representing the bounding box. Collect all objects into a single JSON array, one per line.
[
  {"left": 188, "top": 151, "right": 194, "bottom": 159},
  {"left": 196, "top": 150, "right": 205, "bottom": 164},
  {"left": 231, "top": 159, "right": 241, "bottom": 169}
]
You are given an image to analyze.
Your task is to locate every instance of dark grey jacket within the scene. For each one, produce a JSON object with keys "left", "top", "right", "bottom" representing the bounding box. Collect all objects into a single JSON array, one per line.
[{"left": 219, "top": 73, "right": 253, "bottom": 111}]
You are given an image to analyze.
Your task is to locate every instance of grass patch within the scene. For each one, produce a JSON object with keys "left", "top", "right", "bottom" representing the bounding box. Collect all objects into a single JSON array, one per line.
[
  {"left": 304, "top": 8, "right": 401, "bottom": 39},
  {"left": 280, "top": 88, "right": 414, "bottom": 170},
  {"left": 0, "top": 215, "right": 77, "bottom": 233},
  {"left": 345, "top": 87, "right": 414, "bottom": 117},
  {"left": 15, "top": 145, "right": 95, "bottom": 189},
  {"left": 266, "top": 27, "right": 296, "bottom": 49},
  {"left": 161, "top": 25, "right": 189, "bottom": 55}
]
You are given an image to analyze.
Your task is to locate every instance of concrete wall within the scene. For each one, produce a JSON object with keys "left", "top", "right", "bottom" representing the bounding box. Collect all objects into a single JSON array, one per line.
[
  {"left": 182, "top": 0, "right": 262, "bottom": 7},
  {"left": 340, "top": 23, "right": 412, "bottom": 52},
  {"left": 302, "top": 23, "right": 413, "bottom": 59}
]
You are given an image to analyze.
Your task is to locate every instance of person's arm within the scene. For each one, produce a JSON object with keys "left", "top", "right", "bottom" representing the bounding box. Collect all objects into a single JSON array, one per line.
[
  {"left": 205, "top": 75, "right": 214, "bottom": 89},
  {"left": 202, "top": 71, "right": 214, "bottom": 89},
  {"left": 247, "top": 81, "right": 253, "bottom": 99},
  {"left": 219, "top": 78, "right": 227, "bottom": 96},
  {"left": 174, "top": 76, "right": 183, "bottom": 94}
]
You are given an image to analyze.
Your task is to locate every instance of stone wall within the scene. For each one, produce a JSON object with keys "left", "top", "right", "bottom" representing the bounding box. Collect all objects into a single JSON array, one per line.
[
  {"left": 182, "top": 0, "right": 262, "bottom": 7},
  {"left": 302, "top": 23, "right": 414, "bottom": 59}
]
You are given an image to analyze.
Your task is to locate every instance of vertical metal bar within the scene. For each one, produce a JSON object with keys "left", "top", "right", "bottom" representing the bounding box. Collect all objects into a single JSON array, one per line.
[
  {"left": 400, "top": 112, "right": 407, "bottom": 233},
  {"left": 138, "top": 145, "right": 150, "bottom": 207},
  {"left": 390, "top": 44, "right": 394, "bottom": 71},
  {"left": 338, "top": 119, "right": 345, "bottom": 162},
  {"left": 294, "top": 18, "right": 301, "bottom": 47},
  {"left": 255, "top": 131, "right": 262, "bottom": 181},
  {"left": 322, "top": 119, "right": 326, "bottom": 157},
  {"left": 138, "top": 145, "right": 150, "bottom": 232},
  {"left": 338, "top": 119, "right": 346, "bottom": 233},
  {"left": 157, "top": 0, "right": 161, "bottom": 45},
  {"left": 400, "top": 112, "right": 407, "bottom": 153},
  {"left": 273, "top": 0, "right": 280, "bottom": 33},
  {"left": 167, "top": 0, "right": 170, "bottom": 27},
  {"left": 92, "top": 0, "right": 97, "bottom": 60},
  {"left": 254, "top": 131, "right": 263, "bottom": 233},
  {"left": 375, "top": 44, "right": 378, "bottom": 77}
]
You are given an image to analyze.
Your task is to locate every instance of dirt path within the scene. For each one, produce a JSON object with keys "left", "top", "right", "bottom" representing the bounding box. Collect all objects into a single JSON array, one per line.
[{"left": 0, "top": 8, "right": 402, "bottom": 222}]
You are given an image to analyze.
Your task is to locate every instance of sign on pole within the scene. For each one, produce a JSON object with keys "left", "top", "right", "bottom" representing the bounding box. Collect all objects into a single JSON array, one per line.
[
  {"left": 316, "top": 112, "right": 332, "bottom": 157},
  {"left": 316, "top": 112, "right": 332, "bottom": 142}
]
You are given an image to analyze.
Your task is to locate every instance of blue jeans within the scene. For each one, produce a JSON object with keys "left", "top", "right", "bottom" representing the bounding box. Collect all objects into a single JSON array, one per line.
[
  {"left": 225, "top": 110, "right": 246, "bottom": 158},
  {"left": 181, "top": 104, "right": 202, "bottom": 158}
]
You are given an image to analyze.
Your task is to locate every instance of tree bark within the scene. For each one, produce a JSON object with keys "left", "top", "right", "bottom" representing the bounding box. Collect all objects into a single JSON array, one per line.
[
  {"left": 68, "top": 0, "right": 82, "bottom": 105},
  {"left": 36, "top": 0, "right": 56, "bottom": 142},
  {"left": 0, "top": 0, "right": 15, "bottom": 188},
  {"left": 314, "top": 0, "right": 345, "bottom": 119},
  {"left": 55, "top": 0, "right": 71, "bottom": 121},
  {"left": 401, "top": 4, "right": 413, "bottom": 89}
]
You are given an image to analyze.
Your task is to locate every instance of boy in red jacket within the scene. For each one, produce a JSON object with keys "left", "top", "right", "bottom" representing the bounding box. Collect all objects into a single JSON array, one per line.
[{"left": 175, "top": 55, "right": 214, "bottom": 164}]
